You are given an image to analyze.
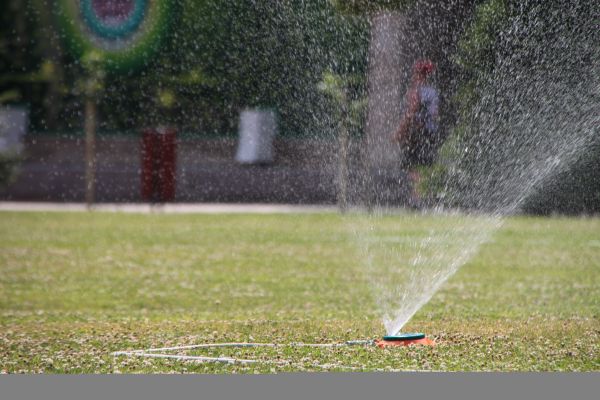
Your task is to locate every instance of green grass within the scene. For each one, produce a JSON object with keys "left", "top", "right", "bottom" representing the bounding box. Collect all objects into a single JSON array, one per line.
[{"left": 0, "top": 211, "right": 598, "bottom": 372}]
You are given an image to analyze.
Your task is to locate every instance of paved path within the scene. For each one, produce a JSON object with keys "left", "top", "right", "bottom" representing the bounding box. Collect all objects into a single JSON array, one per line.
[{"left": 0, "top": 201, "right": 338, "bottom": 214}]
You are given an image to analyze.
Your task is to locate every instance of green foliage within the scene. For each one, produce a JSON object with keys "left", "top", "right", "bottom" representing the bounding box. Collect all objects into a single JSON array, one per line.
[
  {"left": 449, "top": 0, "right": 507, "bottom": 125},
  {"left": 0, "top": 0, "right": 45, "bottom": 106},
  {"left": 318, "top": 72, "right": 347, "bottom": 103},
  {"left": 77, "top": 50, "right": 106, "bottom": 99},
  {"left": 0, "top": 152, "right": 21, "bottom": 188},
  {"left": 330, "top": 0, "right": 414, "bottom": 14},
  {"left": 1, "top": 0, "right": 370, "bottom": 135},
  {"left": 422, "top": 0, "right": 599, "bottom": 213},
  {"left": 179, "top": 0, "right": 368, "bottom": 134},
  {"left": 420, "top": 0, "right": 509, "bottom": 202},
  {"left": 453, "top": 0, "right": 507, "bottom": 74},
  {"left": 318, "top": 71, "right": 367, "bottom": 136},
  {"left": 0, "top": 90, "right": 21, "bottom": 105},
  {"left": 96, "top": 0, "right": 369, "bottom": 134}
]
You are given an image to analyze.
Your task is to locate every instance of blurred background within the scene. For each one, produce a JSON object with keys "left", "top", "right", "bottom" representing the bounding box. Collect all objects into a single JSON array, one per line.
[{"left": 0, "top": 0, "right": 598, "bottom": 213}]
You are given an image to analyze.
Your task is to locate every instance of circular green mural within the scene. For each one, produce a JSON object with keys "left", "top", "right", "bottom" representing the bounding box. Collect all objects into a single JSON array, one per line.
[{"left": 56, "top": 0, "right": 174, "bottom": 73}]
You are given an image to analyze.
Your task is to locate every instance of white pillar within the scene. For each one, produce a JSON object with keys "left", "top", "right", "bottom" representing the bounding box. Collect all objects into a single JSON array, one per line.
[
  {"left": 365, "top": 11, "right": 411, "bottom": 174},
  {"left": 362, "top": 11, "right": 415, "bottom": 206}
]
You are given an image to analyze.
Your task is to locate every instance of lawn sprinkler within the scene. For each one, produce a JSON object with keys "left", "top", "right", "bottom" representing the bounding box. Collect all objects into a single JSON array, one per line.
[{"left": 375, "top": 332, "right": 435, "bottom": 348}]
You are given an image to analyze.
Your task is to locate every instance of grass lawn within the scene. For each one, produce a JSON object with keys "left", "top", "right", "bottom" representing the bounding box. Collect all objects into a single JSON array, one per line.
[{"left": 0, "top": 211, "right": 598, "bottom": 372}]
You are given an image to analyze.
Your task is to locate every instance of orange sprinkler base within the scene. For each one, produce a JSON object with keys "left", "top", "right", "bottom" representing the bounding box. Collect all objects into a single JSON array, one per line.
[{"left": 375, "top": 337, "right": 435, "bottom": 348}]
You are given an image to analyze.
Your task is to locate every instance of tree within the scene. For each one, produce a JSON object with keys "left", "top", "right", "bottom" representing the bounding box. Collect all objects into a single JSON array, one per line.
[
  {"left": 88, "top": 0, "right": 369, "bottom": 136},
  {"left": 0, "top": 0, "right": 55, "bottom": 187},
  {"left": 176, "top": 0, "right": 369, "bottom": 135},
  {"left": 424, "top": 0, "right": 600, "bottom": 213}
]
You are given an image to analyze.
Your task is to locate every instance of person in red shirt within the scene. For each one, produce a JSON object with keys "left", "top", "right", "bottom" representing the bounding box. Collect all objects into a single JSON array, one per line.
[{"left": 393, "top": 59, "right": 441, "bottom": 206}]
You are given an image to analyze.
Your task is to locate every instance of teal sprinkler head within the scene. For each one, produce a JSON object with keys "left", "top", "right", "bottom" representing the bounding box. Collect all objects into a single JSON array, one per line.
[
  {"left": 383, "top": 333, "right": 425, "bottom": 341},
  {"left": 375, "top": 332, "right": 435, "bottom": 348}
]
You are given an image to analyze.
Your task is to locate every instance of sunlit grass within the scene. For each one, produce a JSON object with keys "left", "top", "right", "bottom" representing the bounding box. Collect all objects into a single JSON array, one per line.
[{"left": 0, "top": 211, "right": 598, "bottom": 372}]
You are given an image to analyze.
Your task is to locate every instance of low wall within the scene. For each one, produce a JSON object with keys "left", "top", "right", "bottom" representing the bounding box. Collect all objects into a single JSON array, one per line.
[{"left": 0, "top": 136, "right": 346, "bottom": 203}]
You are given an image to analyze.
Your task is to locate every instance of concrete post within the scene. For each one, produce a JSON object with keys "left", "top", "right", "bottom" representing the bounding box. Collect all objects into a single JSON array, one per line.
[{"left": 363, "top": 11, "right": 412, "bottom": 206}]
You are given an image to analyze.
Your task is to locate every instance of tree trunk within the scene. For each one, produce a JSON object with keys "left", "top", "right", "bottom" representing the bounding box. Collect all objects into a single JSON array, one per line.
[
  {"left": 337, "top": 90, "right": 350, "bottom": 213},
  {"left": 84, "top": 99, "right": 96, "bottom": 207}
]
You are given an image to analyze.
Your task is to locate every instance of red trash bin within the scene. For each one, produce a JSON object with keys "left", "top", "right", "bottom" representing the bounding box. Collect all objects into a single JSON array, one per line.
[{"left": 141, "top": 127, "right": 177, "bottom": 202}]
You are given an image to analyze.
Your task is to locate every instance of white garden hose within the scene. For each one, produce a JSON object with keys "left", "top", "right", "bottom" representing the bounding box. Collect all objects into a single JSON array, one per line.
[{"left": 112, "top": 340, "right": 375, "bottom": 368}]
